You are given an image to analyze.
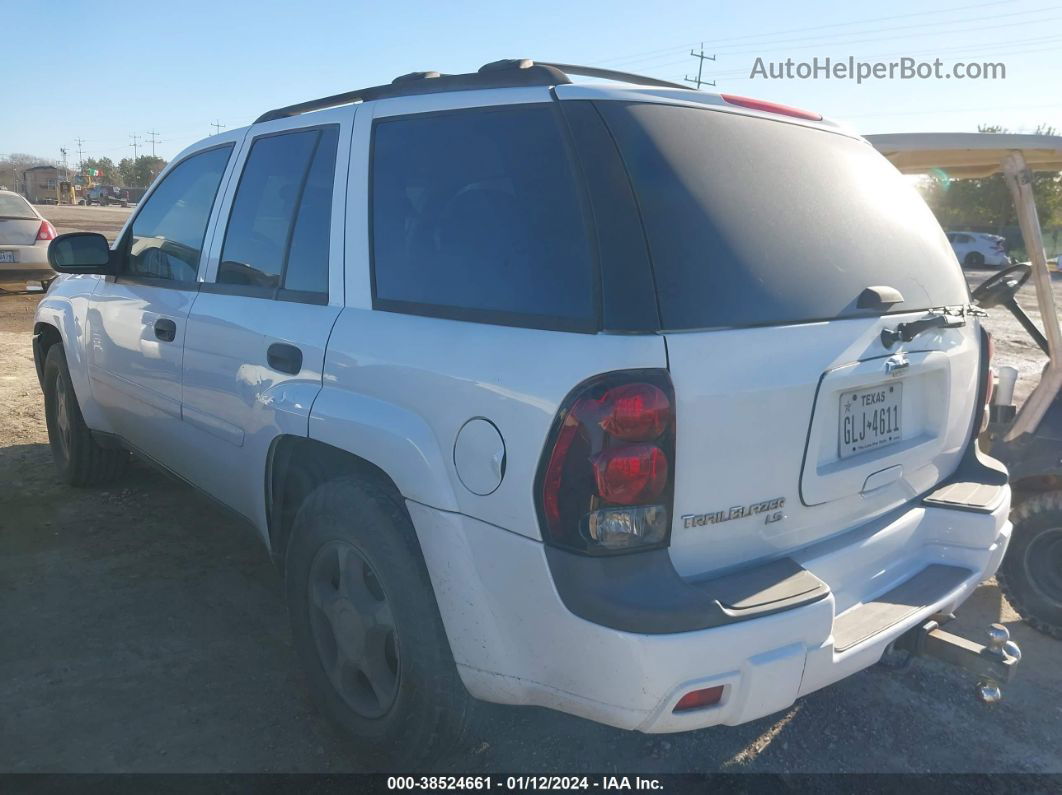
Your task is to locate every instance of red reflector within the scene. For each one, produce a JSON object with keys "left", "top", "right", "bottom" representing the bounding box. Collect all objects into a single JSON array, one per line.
[
  {"left": 674, "top": 685, "right": 724, "bottom": 712},
  {"left": 600, "top": 383, "right": 672, "bottom": 441},
  {"left": 720, "top": 94, "right": 822, "bottom": 121},
  {"left": 592, "top": 444, "right": 668, "bottom": 505},
  {"left": 37, "top": 220, "right": 57, "bottom": 241}
]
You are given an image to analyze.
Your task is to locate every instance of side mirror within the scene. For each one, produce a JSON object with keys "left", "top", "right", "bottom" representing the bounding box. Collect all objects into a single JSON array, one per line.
[{"left": 48, "top": 232, "right": 113, "bottom": 274}]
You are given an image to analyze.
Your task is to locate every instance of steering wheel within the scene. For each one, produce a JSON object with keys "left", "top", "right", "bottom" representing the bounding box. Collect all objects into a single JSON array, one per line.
[{"left": 971, "top": 263, "right": 1031, "bottom": 309}]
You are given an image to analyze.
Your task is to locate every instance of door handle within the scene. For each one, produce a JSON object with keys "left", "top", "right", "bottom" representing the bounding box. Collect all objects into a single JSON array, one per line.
[
  {"left": 154, "top": 318, "right": 177, "bottom": 342},
  {"left": 267, "top": 342, "right": 303, "bottom": 375}
]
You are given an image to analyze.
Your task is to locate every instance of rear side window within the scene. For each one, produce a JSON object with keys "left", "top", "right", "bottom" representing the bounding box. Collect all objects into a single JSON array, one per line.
[
  {"left": 371, "top": 104, "right": 597, "bottom": 331},
  {"left": 126, "top": 145, "right": 232, "bottom": 282},
  {"left": 596, "top": 102, "right": 969, "bottom": 330},
  {"left": 218, "top": 126, "right": 338, "bottom": 297}
]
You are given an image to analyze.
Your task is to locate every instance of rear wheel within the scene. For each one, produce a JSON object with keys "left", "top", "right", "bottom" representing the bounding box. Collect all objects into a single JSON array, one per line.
[
  {"left": 998, "top": 491, "right": 1062, "bottom": 639},
  {"left": 285, "top": 477, "right": 475, "bottom": 767},
  {"left": 43, "top": 345, "right": 129, "bottom": 486},
  {"left": 964, "top": 251, "right": 985, "bottom": 267}
]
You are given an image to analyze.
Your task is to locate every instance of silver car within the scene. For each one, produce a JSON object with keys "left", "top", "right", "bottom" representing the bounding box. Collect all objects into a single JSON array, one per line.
[{"left": 0, "top": 190, "right": 57, "bottom": 287}]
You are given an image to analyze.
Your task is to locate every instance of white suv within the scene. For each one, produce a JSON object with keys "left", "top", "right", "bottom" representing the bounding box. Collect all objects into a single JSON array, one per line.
[{"left": 34, "top": 60, "right": 1012, "bottom": 763}]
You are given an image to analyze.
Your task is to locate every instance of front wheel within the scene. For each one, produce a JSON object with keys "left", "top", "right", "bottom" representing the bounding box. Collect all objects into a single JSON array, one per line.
[
  {"left": 285, "top": 477, "right": 475, "bottom": 767},
  {"left": 43, "top": 345, "right": 129, "bottom": 486},
  {"left": 998, "top": 491, "right": 1062, "bottom": 640}
]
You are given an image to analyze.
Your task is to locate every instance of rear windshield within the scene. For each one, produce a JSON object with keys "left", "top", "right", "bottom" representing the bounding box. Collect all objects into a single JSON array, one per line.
[
  {"left": 595, "top": 102, "right": 969, "bottom": 330},
  {"left": 0, "top": 194, "right": 36, "bottom": 219}
]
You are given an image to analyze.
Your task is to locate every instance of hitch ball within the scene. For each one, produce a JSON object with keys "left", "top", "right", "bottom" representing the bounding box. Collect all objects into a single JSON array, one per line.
[
  {"left": 977, "top": 681, "right": 1003, "bottom": 704},
  {"left": 976, "top": 623, "right": 1021, "bottom": 704}
]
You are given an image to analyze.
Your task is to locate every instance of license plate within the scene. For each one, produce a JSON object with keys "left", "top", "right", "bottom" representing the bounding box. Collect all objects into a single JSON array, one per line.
[
  {"left": 839, "top": 382, "right": 902, "bottom": 459},
  {"left": 0, "top": 250, "right": 15, "bottom": 263}
]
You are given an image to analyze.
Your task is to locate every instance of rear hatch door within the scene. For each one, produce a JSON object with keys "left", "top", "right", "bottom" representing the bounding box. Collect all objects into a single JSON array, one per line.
[{"left": 593, "top": 100, "right": 981, "bottom": 577}]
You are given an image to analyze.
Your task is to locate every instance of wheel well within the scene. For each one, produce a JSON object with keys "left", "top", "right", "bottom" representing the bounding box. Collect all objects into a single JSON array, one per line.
[
  {"left": 33, "top": 322, "right": 62, "bottom": 386},
  {"left": 267, "top": 436, "right": 404, "bottom": 571}
]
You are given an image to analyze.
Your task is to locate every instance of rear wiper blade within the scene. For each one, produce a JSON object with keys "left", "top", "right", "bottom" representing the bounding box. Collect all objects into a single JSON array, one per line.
[{"left": 881, "top": 306, "right": 977, "bottom": 348}]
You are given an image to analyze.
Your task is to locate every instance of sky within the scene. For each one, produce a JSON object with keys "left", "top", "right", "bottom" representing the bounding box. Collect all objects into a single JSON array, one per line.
[{"left": 4, "top": 0, "right": 1061, "bottom": 166}]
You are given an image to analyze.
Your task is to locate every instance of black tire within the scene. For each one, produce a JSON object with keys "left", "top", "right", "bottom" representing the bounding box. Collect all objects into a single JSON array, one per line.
[
  {"left": 964, "top": 251, "right": 985, "bottom": 267},
  {"left": 998, "top": 491, "right": 1062, "bottom": 640},
  {"left": 43, "top": 345, "right": 129, "bottom": 486},
  {"left": 285, "top": 477, "right": 475, "bottom": 767}
]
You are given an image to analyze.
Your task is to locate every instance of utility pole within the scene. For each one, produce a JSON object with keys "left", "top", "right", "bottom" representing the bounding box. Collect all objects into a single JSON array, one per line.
[
  {"left": 145, "top": 129, "right": 161, "bottom": 158},
  {"left": 129, "top": 134, "right": 141, "bottom": 187},
  {"left": 210, "top": 120, "right": 226, "bottom": 136},
  {"left": 74, "top": 137, "right": 85, "bottom": 172},
  {"left": 684, "top": 42, "right": 716, "bottom": 89}
]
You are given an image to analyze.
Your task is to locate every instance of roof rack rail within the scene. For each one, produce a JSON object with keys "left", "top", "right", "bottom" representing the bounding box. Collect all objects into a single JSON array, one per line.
[
  {"left": 254, "top": 59, "right": 693, "bottom": 124},
  {"left": 533, "top": 62, "right": 692, "bottom": 91}
]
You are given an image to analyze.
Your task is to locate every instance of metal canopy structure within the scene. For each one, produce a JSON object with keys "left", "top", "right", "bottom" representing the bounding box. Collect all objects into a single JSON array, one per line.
[{"left": 867, "top": 132, "right": 1062, "bottom": 441}]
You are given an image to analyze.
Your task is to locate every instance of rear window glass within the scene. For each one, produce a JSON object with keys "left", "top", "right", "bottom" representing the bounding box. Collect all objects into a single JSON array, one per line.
[
  {"left": 596, "top": 102, "right": 969, "bottom": 330},
  {"left": 371, "top": 103, "right": 596, "bottom": 331},
  {"left": 0, "top": 194, "right": 35, "bottom": 218}
]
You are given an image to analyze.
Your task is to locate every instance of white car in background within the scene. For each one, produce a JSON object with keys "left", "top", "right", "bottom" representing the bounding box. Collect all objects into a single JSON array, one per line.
[
  {"left": 0, "top": 190, "right": 58, "bottom": 288},
  {"left": 946, "top": 230, "right": 1011, "bottom": 268}
]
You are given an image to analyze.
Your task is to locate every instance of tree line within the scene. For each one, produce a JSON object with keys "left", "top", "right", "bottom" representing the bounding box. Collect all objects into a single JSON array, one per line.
[{"left": 919, "top": 125, "right": 1062, "bottom": 240}]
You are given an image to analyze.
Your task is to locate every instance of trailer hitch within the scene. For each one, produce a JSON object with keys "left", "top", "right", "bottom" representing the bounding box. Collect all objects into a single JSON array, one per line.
[{"left": 893, "top": 618, "right": 1022, "bottom": 703}]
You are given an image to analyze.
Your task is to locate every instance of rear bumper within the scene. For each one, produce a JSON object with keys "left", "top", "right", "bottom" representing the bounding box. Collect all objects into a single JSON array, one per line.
[
  {"left": 409, "top": 484, "right": 1011, "bottom": 733},
  {"left": 0, "top": 244, "right": 53, "bottom": 280}
]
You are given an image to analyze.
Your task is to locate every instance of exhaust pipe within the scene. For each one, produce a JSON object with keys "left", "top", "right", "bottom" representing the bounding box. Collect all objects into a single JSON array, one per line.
[{"left": 893, "top": 618, "right": 1022, "bottom": 703}]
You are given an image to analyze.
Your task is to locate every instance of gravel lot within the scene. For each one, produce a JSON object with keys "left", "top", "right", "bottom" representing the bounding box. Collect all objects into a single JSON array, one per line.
[{"left": 1, "top": 206, "right": 1060, "bottom": 773}]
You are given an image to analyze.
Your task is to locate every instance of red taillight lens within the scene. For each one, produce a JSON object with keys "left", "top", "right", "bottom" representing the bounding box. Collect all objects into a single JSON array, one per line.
[
  {"left": 720, "top": 93, "right": 822, "bottom": 121},
  {"left": 37, "top": 221, "right": 57, "bottom": 241},
  {"left": 537, "top": 371, "right": 675, "bottom": 555},
  {"left": 673, "top": 685, "right": 724, "bottom": 712},
  {"left": 600, "top": 383, "right": 672, "bottom": 441},
  {"left": 592, "top": 444, "right": 668, "bottom": 505}
]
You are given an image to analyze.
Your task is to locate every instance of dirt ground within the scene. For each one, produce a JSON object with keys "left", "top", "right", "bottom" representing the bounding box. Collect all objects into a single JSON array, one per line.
[{"left": 1, "top": 206, "right": 1061, "bottom": 773}]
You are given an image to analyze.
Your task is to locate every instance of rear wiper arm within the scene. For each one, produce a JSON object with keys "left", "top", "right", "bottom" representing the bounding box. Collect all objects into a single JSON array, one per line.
[{"left": 881, "top": 306, "right": 977, "bottom": 348}]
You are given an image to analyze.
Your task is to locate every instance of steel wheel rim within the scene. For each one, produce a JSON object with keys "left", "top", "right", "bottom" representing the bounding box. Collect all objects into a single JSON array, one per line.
[
  {"left": 54, "top": 371, "right": 72, "bottom": 458},
  {"left": 307, "top": 540, "right": 399, "bottom": 718},
  {"left": 1024, "top": 527, "right": 1062, "bottom": 608}
]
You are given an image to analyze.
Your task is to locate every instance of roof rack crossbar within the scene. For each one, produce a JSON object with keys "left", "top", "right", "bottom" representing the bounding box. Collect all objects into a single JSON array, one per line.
[{"left": 254, "top": 59, "right": 692, "bottom": 124}]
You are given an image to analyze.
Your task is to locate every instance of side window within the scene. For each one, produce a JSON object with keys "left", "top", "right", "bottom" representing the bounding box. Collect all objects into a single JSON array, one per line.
[
  {"left": 370, "top": 104, "right": 596, "bottom": 330},
  {"left": 126, "top": 145, "right": 232, "bottom": 282},
  {"left": 217, "top": 126, "right": 338, "bottom": 297}
]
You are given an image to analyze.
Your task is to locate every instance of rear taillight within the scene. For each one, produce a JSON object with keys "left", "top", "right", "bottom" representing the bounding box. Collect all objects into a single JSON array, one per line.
[
  {"left": 979, "top": 328, "right": 995, "bottom": 433},
  {"left": 36, "top": 221, "right": 57, "bottom": 241},
  {"left": 537, "top": 371, "right": 675, "bottom": 555}
]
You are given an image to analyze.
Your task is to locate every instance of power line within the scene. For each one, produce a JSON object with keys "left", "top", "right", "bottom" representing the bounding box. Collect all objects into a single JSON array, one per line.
[
  {"left": 595, "top": 0, "right": 1012, "bottom": 67},
  {"left": 210, "top": 120, "right": 226, "bottom": 136},
  {"left": 684, "top": 43, "right": 716, "bottom": 89},
  {"left": 611, "top": 10, "right": 1062, "bottom": 78}
]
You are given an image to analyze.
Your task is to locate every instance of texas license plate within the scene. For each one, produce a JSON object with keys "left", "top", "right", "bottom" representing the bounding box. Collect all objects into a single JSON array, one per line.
[
  {"left": 839, "top": 382, "right": 902, "bottom": 459},
  {"left": 0, "top": 250, "right": 15, "bottom": 263}
]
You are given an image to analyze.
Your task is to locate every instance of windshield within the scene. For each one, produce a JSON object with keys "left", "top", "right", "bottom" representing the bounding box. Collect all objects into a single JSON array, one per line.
[
  {"left": 595, "top": 101, "right": 970, "bottom": 330},
  {"left": 0, "top": 193, "right": 36, "bottom": 219}
]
